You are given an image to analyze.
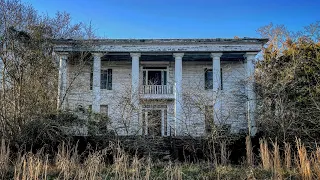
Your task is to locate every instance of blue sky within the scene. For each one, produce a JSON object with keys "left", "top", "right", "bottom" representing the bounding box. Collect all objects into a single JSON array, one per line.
[{"left": 22, "top": 0, "right": 319, "bottom": 38}]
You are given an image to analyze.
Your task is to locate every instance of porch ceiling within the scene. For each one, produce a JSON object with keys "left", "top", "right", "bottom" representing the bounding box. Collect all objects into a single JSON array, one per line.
[{"left": 101, "top": 52, "right": 245, "bottom": 61}]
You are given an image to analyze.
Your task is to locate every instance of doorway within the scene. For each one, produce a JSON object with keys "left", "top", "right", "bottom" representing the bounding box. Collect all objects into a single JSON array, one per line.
[
  {"left": 142, "top": 105, "right": 168, "bottom": 136},
  {"left": 142, "top": 67, "right": 167, "bottom": 85}
]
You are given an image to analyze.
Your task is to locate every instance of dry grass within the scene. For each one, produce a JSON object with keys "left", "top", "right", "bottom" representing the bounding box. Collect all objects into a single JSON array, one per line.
[
  {"left": 14, "top": 150, "right": 48, "bottom": 180},
  {"left": 272, "top": 141, "right": 282, "bottom": 179},
  {"left": 165, "top": 161, "right": 183, "bottom": 180},
  {"left": 296, "top": 138, "right": 312, "bottom": 180},
  {"left": 260, "top": 138, "right": 272, "bottom": 170},
  {"left": 312, "top": 147, "right": 320, "bottom": 179},
  {"left": 3, "top": 137, "right": 320, "bottom": 179},
  {"left": 0, "top": 139, "right": 10, "bottom": 179},
  {"left": 246, "top": 136, "right": 254, "bottom": 167},
  {"left": 284, "top": 142, "right": 291, "bottom": 169}
]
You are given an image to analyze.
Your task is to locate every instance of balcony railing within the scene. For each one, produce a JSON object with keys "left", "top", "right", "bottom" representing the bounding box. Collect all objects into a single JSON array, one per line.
[{"left": 141, "top": 85, "right": 174, "bottom": 94}]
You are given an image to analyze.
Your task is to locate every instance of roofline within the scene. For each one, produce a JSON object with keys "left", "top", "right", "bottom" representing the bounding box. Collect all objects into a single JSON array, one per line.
[{"left": 53, "top": 38, "right": 269, "bottom": 45}]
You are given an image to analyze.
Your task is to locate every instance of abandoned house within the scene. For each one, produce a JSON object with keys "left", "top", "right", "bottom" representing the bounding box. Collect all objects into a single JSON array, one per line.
[{"left": 54, "top": 38, "right": 268, "bottom": 137}]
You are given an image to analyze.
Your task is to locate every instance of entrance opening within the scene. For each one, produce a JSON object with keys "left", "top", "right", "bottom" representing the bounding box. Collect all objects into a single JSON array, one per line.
[
  {"left": 142, "top": 105, "right": 168, "bottom": 136},
  {"left": 142, "top": 67, "right": 167, "bottom": 85},
  {"left": 146, "top": 110, "right": 162, "bottom": 136},
  {"left": 147, "top": 71, "right": 162, "bottom": 85}
]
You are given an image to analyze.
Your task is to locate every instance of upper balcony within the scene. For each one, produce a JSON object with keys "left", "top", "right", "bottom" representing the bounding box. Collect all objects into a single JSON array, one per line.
[
  {"left": 140, "top": 85, "right": 174, "bottom": 100},
  {"left": 139, "top": 67, "right": 175, "bottom": 99}
]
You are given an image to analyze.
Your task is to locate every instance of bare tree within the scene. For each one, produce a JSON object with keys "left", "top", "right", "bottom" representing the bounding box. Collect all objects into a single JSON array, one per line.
[{"left": 0, "top": 0, "right": 95, "bottom": 138}]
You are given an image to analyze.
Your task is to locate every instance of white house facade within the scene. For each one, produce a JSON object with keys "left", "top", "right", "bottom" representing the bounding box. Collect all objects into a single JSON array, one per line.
[{"left": 54, "top": 38, "right": 267, "bottom": 137}]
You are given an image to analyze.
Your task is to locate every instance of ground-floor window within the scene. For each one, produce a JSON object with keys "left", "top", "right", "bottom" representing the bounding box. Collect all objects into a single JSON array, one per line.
[
  {"left": 205, "top": 105, "right": 214, "bottom": 134},
  {"left": 100, "top": 105, "right": 108, "bottom": 116}
]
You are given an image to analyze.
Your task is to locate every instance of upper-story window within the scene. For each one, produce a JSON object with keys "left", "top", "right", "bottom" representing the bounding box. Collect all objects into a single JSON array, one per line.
[
  {"left": 142, "top": 67, "right": 167, "bottom": 85},
  {"left": 204, "top": 68, "right": 223, "bottom": 90},
  {"left": 90, "top": 69, "right": 112, "bottom": 90}
]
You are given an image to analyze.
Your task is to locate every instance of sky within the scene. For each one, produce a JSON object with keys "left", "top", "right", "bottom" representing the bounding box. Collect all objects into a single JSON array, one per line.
[{"left": 21, "top": 0, "right": 320, "bottom": 39}]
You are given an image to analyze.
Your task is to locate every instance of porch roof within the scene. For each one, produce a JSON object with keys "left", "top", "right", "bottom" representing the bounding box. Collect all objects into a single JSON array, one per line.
[{"left": 54, "top": 38, "right": 268, "bottom": 53}]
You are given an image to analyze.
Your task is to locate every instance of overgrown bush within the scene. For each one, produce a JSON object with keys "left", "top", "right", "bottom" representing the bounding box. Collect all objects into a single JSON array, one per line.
[
  {"left": 17, "top": 118, "right": 67, "bottom": 148},
  {"left": 256, "top": 38, "right": 320, "bottom": 143}
]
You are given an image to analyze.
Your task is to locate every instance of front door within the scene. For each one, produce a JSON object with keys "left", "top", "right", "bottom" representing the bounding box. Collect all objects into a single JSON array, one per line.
[
  {"left": 147, "top": 110, "right": 162, "bottom": 136},
  {"left": 142, "top": 106, "right": 168, "bottom": 136}
]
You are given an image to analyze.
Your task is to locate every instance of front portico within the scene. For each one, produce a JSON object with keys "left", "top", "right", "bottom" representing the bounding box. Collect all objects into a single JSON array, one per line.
[{"left": 54, "top": 38, "right": 267, "bottom": 136}]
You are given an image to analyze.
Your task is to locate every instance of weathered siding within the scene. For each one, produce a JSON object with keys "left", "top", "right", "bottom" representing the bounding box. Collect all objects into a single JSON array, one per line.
[
  {"left": 180, "top": 61, "right": 247, "bottom": 136},
  {"left": 65, "top": 60, "right": 248, "bottom": 136}
]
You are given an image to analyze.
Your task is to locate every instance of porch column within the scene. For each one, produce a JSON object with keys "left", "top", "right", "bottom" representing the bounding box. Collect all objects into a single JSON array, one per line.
[
  {"left": 130, "top": 53, "right": 141, "bottom": 107},
  {"left": 210, "top": 53, "right": 223, "bottom": 124},
  {"left": 173, "top": 53, "right": 184, "bottom": 135},
  {"left": 245, "top": 52, "right": 258, "bottom": 136},
  {"left": 92, "top": 53, "right": 103, "bottom": 113},
  {"left": 57, "top": 52, "right": 68, "bottom": 110}
]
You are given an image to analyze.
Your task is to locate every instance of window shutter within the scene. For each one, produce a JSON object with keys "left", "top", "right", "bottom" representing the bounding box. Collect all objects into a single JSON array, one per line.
[
  {"left": 107, "top": 69, "right": 112, "bottom": 90},
  {"left": 90, "top": 72, "right": 93, "bottom": 90},
  {"left": 220, "top": 68, "right": 223, "bottom": 90}
]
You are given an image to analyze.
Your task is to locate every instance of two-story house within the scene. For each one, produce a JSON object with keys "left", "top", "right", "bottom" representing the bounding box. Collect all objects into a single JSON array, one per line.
[{"left": 54, "top": 38, "right": 267, "bottom": 136}]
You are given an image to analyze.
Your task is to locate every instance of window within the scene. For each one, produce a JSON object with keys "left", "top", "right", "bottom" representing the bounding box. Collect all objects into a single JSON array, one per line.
[
  {"left": 205, "top": 105, "right": 214, "bottom": 133},
  {"left": 90, "top": 69, "right": 112, "bottom": 90},
  {"left": 204, "top": 68, "right": 223, "bottom": 90},
  {"left": 88, "top": 105, "right": 108, "bottom": 115},
  {"left": 142, "top": 67, "right": 167, "bottom": 85},
  {"left": 101, "top": 69, "right": 112, "bottom": 90},
  {"left": 205, "top": 69, "right": 213, "bottom": 89},
  {"left": 100, "top": 105, "right": 108, "bottom": 116}
]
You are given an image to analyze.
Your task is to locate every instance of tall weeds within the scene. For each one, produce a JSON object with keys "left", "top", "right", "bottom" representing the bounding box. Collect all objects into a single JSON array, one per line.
[
  {"left": 260, "top": 138, "right": 272, "bottom": 170},
  {"left": 0, "top": 139, "right": 10, "bottom": 179},
  {"left": 296, "top": 139, "right": 312, "bottom": 180},
  {"left": 14, "top": 150, "right": 48, "bottom": 180},
  {"left": 284, "top": 142, "right": 291, "bottom": 169},
  {"left": 312, "top": 147, "right": 320, "bottom": 179},
  {"left": 272, "top": 141, "right": 282, "bottom": 179},
  {"left": 3, "top": 137, "right": 320, "bottom": 179},
  {"left": 246, "top": 136, "right": 254, "bottom": 167},
  {"left": 56, "top": 141, "right": 79, "bottom": 179}
]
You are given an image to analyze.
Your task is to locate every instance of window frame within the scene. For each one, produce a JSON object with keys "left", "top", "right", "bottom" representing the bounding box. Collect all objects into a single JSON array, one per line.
[
  {"left": 142, "top": 67, "right": 168, "bottom": 86},
  {"left": 90, "top": 69, "right": 112, "bottom": 90},
  {"left": 100, "top": 105, "right": 108, "bottom": 116},
  {"left": 204, "top": 68, "right": 223, "bottom": 90},
  {"left": 204, "top": 68, "right": 213, "bottom": 90}
]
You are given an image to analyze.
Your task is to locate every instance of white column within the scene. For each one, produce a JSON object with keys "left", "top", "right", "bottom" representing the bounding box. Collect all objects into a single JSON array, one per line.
[
  {"left": 245, "top": 52, "right": 258, "bottom": 136},
  {"left": 57, "top": 52, "right": 68, "bottom": 110},
  {"left": 130, "top": 53, "right": 141, "bottom": 135},
  {"left": 92, "top": 53, "right": 103, "bottom": 113},
  {"left": 211, "top": 53, "right": 223, "bottom": 124},
  {"left": 130, "top": 53, "right": 141, "bottom": 107},
  {"left": 173, "top": 53, "right": 184, "bottom": 135}
]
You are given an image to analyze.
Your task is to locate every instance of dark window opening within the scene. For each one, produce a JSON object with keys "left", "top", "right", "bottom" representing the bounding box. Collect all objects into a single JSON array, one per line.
[
  {"left": 90, "top": 69, "right": 112, "bottom": 90},
  {"left": 204, "top": 68, "right": 223, "bottom": 90},
  {"left": 205, "top": 69, "right": 213, "bottom": 89}
]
